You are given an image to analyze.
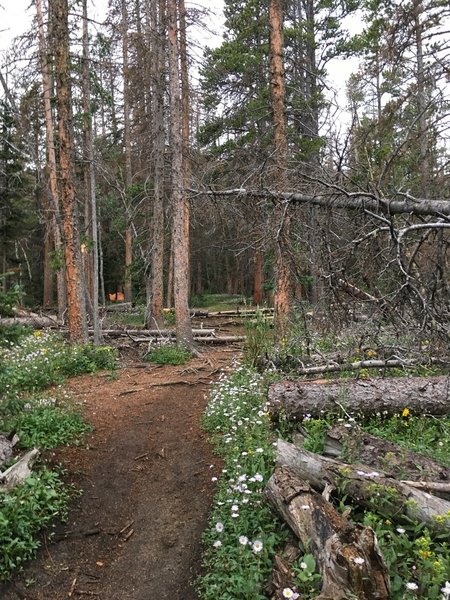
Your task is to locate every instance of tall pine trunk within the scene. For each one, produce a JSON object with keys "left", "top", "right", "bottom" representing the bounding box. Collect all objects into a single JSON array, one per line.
[
  {"left": 122, "top": 0, "right": 133, "bottom": 304},
  {"left": 82, "top": 0, "right": 101, "bottom": 343},
  {"left": 269, "top": 0, "right": 293, "bottom": 336},
  {"left": 145, "top": 0, "right": 165, "bottom": 329},
  {"left": 52, "top": 0, "right": 88, "bottom": 342},
  {"left": 36, "top": 0, "right": 66, "bottom": 317},
  {"left": 167, "top": 0, "right": 194, "bottom": 348}
]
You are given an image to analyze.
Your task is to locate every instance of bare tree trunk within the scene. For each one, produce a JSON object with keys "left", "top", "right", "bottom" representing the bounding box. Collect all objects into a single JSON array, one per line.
[
  {"left": 253, "top": 247, "right": 264, "bottom": 305},
  {"left": 167, "top": 0, "right": 194, "bottom": 349},
  {"left": 36, "top": 0, "right": 66, "bottom": 318},
  {"left": 122, "top": 0, "right": 133, "bottom": 304},
  {"left": 166, "top": 234, "right": 174, "bottom": 308},
  {"left": 52, "top": 0, "right": 88, "bottom": 343},
  {"left": 179, "top": 0, "right": 191, "bottom": 292},
  {"left": 145, "top": 0, "right": 165, "bottom": 329},
  {"left": 413, "top": 0, "right": 429, "bottom": 194},
  {"left": 82, "top": 0, "right": 101, "bottom": 344},
  {"left": 43, "top": 222, "right": 54, "bottom": 308},
  {"left": 269, "top": 0, "right": 293, "bottom": 336}
]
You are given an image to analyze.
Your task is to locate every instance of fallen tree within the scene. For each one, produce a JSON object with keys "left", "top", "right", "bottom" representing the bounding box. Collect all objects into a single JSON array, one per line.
[
  {"left": 0, "top": 448, "right": 39, "bottom": 490},
  {"left": 190, "top": 187, "right": 450, "bottom": 217},
  {"left": 265, "top": 465, "right": 390, "bottom": 600},
  {"left": 268, "top": 375, "right": 450, "bottom": 419},
  {"left": 323, "top": 424, "right": 450, "bottom": 482},
  {"left": 275, "top": 439, "right": 450, "bottom": 533},
  {"left": 99, "top": 328, "right": 216, "bottom": 337},
  {"left": 281, "top": 357, "right": 448, "bottom": 377}
]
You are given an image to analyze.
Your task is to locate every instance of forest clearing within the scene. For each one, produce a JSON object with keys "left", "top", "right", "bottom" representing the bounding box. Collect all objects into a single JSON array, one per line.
[{"left": 1, "top": 0, "right": 450, "bottom": 598}]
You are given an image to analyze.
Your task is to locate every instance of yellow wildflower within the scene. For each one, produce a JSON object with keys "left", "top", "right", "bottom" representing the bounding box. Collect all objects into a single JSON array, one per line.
[{"left": 402, "top": 408, "right": 410, "bottom": 418}]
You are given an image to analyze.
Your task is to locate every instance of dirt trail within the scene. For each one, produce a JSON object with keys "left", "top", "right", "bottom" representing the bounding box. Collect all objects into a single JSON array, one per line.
[{"left": 0, "top": 347, "right": 238, "bottom": 600}]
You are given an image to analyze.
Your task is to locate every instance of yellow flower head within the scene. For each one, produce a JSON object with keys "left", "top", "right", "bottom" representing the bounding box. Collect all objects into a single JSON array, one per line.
[{"left": 402, "top": 408, "right": 410, "bottom": 418}]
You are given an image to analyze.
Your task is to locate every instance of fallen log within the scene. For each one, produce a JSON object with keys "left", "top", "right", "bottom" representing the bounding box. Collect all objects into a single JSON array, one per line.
[
  {"left": 323, "top": 424, "right": 450, "bottom": 483},
  {"left": 139, "top": 335, "right": 245, "bottom": 344},
  {"left": 207, "top": 308, "right": 274, "bottom": 317},
  {"left": 0, "top": 316, "right": 61, "bottom": 328},
  {"left": 265, "top": 465, "right": 390, "bottom": 600},
  {"left": 400, "top": 481, "right": 450, "bottom": 501},
  {"left": 287, "top": 357, "right": 448, "bottom": 377},
  {"left": 0, "top": 448, "right": 39, "bottom": 489},
  {"left": 268, "top": 375, "right": 450, "bottom": 419},
  {"left": 98, "top": 328, "right": 216, "bottom": 337},
  {"left": 276, "top": 439, "right": 450, "bottom": 533}
]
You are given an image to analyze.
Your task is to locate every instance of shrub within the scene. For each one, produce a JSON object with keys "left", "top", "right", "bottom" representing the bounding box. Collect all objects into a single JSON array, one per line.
[{"left": 144, "top": 344, "right": 191, "bottom": 365}]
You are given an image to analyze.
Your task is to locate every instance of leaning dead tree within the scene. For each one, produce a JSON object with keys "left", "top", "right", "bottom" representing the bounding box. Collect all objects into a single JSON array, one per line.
[{"left": 190, "top": 183, "right": 450, "bottom": 355}]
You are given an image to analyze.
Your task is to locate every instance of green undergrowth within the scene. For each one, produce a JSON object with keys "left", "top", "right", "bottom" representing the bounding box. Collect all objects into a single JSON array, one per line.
[
  {"left": 0, "top": 469, "right": 76, "bottom": 581},
  {"left": 191, "top": 293, "right": 252, "bottom": 312},
  {"left": 144, "top": 343, "right": 192, "bottom": 365},
  {"left": 290, "top": 412, "right": 450, "bottom": 599},
  {"left": 0, "top": 327, "right": 116, "bottom": 581}
]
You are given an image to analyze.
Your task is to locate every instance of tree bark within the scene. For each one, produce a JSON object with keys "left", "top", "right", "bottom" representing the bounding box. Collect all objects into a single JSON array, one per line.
[
  {"left": 253, "top": 247, "right": 264, "bottom": 305},
  {"left": 122, "top": 0, "right": 133, "bottom": 304},
  {"left": 167, "top": 0, "right": 194, "bottom": 349},
  {"left": 275, "top": 439, "right": 450, "bottom": 533},
  {"left": 36, "top": 0, "right": 66, "bottom": 318},
  {"left": 265, "top": 465, "right": 390, "bottom": 600},
  {"left": 145, "top": 0, "right": 165, "bottom": 329},
  {"left": 268, "top": 375, "right": 450, "bottom": 419},
  {"left": 269, "top": 0, "right": 293, "bottom": 336},
  {"left": 82, "top": 0, "right": 101, "bottom": 344},
  {"left": 52, "top": 0, "right": 88, "bottom": 343}
]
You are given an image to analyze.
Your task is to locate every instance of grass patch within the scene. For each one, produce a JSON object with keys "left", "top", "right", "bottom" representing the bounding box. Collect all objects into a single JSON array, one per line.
[
  {"left": 144, "top": 343, "right": 192, "bottom": 365},
  {"left": 191, "top": 294, "right": 252, "bottom": 312},
  {"left": 0, "top": 331, "right": 116, "bottom": 397},
  {"left": 1, "top": 395, "right": 91, "bottom": 450}
]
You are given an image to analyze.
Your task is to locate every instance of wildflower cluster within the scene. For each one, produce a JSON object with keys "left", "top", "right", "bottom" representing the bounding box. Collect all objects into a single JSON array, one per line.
[
  {"left": 0, "top": 331, "right": 116, "bottom": 398},
  {"left": 198, "top": 364, "right": 287, "bottom": 600}
]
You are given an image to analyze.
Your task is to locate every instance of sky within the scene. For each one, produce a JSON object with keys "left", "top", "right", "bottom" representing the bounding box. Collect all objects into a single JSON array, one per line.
[
  {"left": 0, "top": 0, "right": 225, "bottom": 52},
  {"left": 0, "top": 0, "right": 356, "bottom": 128}
]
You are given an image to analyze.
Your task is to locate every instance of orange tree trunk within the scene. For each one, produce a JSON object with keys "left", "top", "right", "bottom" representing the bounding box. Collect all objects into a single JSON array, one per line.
[
  {"left": 52, "top": 0, "right": 87, "bottom": 343},
  {"left": 269, "top": 0, "right": 293, "bottom": 337}
]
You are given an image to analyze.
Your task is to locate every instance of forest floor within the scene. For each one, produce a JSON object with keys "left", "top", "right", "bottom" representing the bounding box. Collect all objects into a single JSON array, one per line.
[{"left": 0, "top": 343, "right": 240, "bottom": 600}]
